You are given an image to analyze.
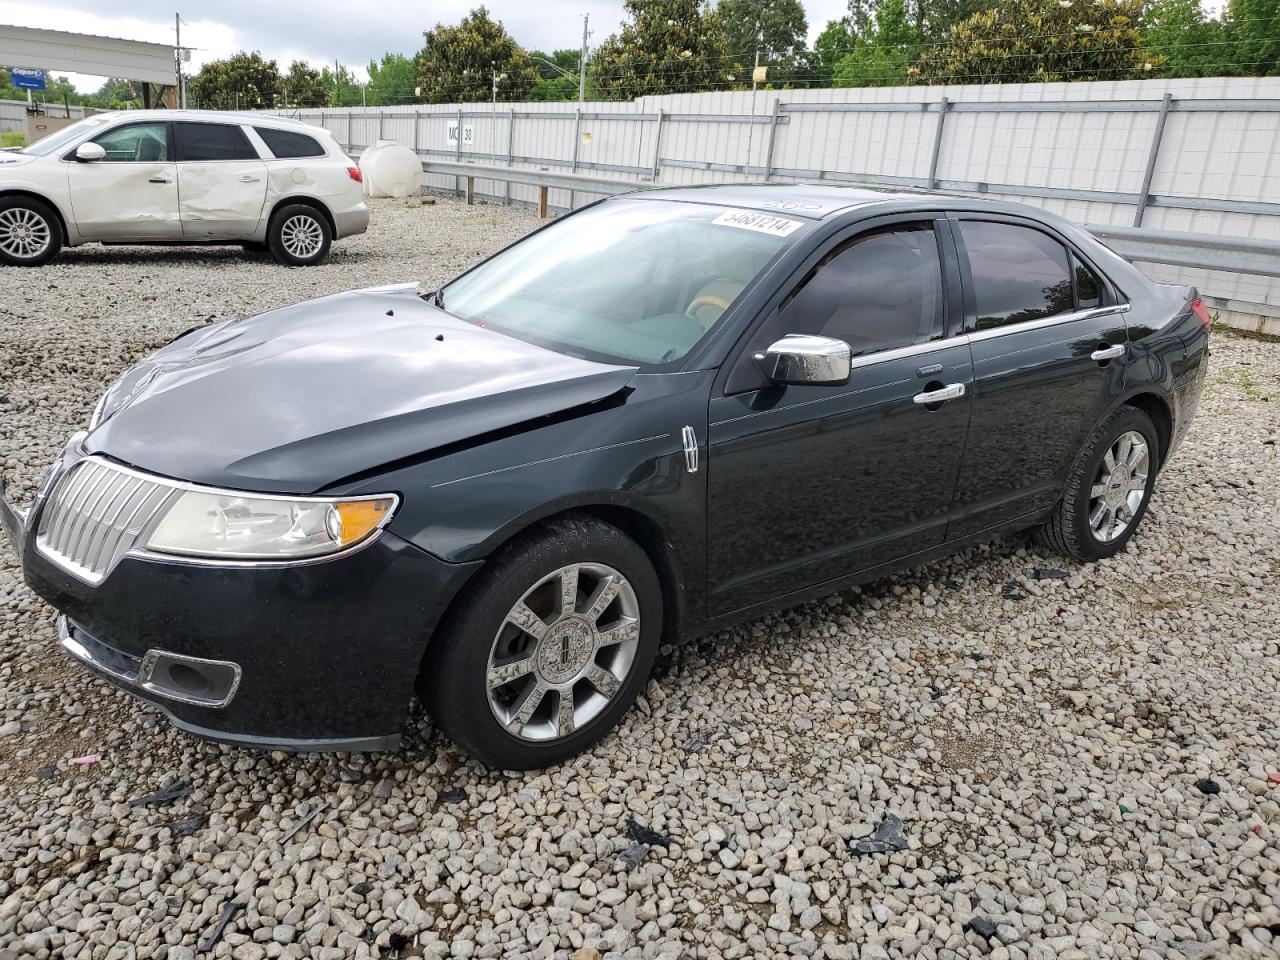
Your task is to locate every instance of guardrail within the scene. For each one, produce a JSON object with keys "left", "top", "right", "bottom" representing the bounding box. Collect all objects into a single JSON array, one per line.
[{"left": 420, "top": 159, "right": 1280, "bottom": 282}]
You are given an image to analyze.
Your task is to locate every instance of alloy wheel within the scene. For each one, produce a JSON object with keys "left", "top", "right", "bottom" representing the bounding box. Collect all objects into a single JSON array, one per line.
[
  {"left": 0, "top": 207, "right": 52, "bottom": 260},
  {"left": 280, "top": 215, "right": 324, "bottom": 259},
  {"left": 486, "top": 562, "right": 641, "bottom": 742},
  {"left": 1088, "top": 430, "right": 1150, "bottom": 542}
]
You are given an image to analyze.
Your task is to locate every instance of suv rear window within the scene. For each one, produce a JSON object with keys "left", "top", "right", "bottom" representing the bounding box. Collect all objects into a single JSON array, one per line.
[
  {"left": 174, "top": 122, "right": 258, "bottom": 162},
  {"left": 254, "top": 126, "right": 325, "bottom": 159}
]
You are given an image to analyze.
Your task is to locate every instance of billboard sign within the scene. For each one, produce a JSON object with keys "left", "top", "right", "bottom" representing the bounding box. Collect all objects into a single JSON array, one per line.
[{"left": 11, "top": 67, "right": 47, "bottom": 91}]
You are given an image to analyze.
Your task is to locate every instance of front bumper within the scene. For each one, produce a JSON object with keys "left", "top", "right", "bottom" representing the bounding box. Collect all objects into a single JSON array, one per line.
[{"left": 1, "top": 468, "right": 479, "bottom": 752}]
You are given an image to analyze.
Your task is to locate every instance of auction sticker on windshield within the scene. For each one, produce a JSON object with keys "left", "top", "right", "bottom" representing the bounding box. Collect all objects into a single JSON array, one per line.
[{"left": 711, "top": 210, "right": 805, "bottom": 237}]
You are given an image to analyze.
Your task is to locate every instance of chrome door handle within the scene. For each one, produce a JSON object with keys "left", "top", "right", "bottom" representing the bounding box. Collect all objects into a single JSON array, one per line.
[
  {"left": 1091, "top": 344, "right": 1125, "bottom": 362},
  {"left": 913, "top": 383, "right": 966, "bottom": 405},
  {"left": 238, "top": 175, "right": 261, "bottom": 183},
  {"left": 148, "top": 177, "right": 172, "bottom": 184}
]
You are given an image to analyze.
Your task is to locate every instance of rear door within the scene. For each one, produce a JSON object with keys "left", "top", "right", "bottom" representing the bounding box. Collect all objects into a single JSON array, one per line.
[
  {"left": 705, "top": 216, "right": 973, "bottom": 616},
  {"left": 173, "top": 121, "right": 268, "bottom": 238},
  {"left": 947, "top": 215, "right": 1130, "bottom": 539},
  {"left": 65, "top": 121, "right": 181, "bottom": 240}
]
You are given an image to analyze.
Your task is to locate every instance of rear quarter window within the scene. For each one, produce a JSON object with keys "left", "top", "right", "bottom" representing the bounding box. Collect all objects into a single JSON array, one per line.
[{"left": 254, "top": 127, "right": 326, "bottom": 159}]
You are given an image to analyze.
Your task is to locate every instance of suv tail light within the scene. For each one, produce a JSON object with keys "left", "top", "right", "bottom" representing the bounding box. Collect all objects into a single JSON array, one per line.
[
  {"left": 347, "top": 166, "right": 362, "bottom": 183},
  {"left": 1189, "top": 297, "right": 1211, "bottom": 330}
]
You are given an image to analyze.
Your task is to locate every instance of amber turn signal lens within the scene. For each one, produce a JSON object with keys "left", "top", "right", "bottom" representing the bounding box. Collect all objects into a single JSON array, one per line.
[{"left": 335, "top": 499, "right": 394, "bottom": 545}]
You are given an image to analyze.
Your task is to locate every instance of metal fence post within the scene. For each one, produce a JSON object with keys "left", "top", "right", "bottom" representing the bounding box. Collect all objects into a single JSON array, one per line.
[
  {"left": 412, "top": 111, "right": 420, "bottom": 153},
  {"left": 377, "top": 111, "right": 384, "bottom": 142},
  {"left": 763, "top": 99, "right": 783, "bottom": 182},
  {"left": 569, "top": 108, "right": 582, "bottom": 210},
  {"left": 506, "top": 108, "right": 515, "bottom": 206},
  {"left": 455, "top": 107, "right": 463, "bottom": 197},
  {"left": 927, "top": 97, "right": 950, "bottom": 190},
  {"left": 1134, "top": 93, "right": 1174, "bottom": 227},
  {"left": 652, "top": 109, "right": 666, "bottom": 180}
]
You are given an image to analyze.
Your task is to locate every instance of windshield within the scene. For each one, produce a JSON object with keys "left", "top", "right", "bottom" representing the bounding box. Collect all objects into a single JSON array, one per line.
[
  {"left": 20, "top": 114, "right": 112, "bottom": 157},
  {"left": 438, "top": 199, "right": 805, "bottom": 367}
]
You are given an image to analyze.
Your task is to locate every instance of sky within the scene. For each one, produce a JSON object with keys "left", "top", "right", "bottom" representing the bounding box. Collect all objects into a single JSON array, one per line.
[{"left": 1, "top": 0, "right": 854, "bottom": 92}]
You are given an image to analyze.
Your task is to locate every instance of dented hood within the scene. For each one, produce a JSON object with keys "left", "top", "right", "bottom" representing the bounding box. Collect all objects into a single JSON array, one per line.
[{"left": 86, "top": 285, "right": 638, "bottom": 494}]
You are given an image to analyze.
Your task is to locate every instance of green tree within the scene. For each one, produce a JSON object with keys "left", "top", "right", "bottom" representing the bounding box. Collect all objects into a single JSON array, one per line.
[
  {"left": 528, "top": 49, "right": 580, "bottom": 100},
  {"left": 590, "top": 0, "right": 730, "bottom": 99},
  {"left": 1141, "top": 0, "right": 1234, "bottom": 77},
  {"left": 832, "top": 0, "right": 921, "bottom": 86},
  {"left": 367, "top": 53, "right": 418, "bottom": 105},
  {"left": 279, "top": 60, "right": 328, "bottom": 107},
  {"left": 82, "top": 78, "right": 142, "bottom": 109},
  {"left": 416, "top": 7, "right": 537, "bottom": 103},
  {"left": 188, "top": 51, "right": 280, "bottom": 110},
  {"left": 319, "top": 64, "right": 366, "bottom": 107},
  {"left": 916, "top": 0, "right": 1157, "bottom": 84},
  {"left": 1230, "top": 0, "right": 1280, "bottom": 75},
  {"left": 807, "top": 17, "right": 856, "bottom": 86},
  {"left": 912, "top": 0, "right": 990, "bottom": 40},
  {"left": 717, "top": 0, "right": 809, "bottom": 77}
]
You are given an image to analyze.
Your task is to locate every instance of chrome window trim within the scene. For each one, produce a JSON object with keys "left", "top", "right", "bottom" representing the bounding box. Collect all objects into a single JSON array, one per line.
[
  {"left": 967, "top": 303, "right": 1131, "bottom": 343},
  {"left": 36, "top": 455, "right": 400, "bottom": 583}
]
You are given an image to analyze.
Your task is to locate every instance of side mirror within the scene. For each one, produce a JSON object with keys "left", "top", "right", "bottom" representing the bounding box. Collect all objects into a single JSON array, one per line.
[
  {"left": 74, "top": 142, "right": 106, "bottom": 162},
  {"left": 754, "top": 334, "right": 852, "bottom": 386}
]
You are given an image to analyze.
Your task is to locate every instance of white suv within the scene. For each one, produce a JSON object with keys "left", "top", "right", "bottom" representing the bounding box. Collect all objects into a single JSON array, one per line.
[{"left": 0, "top": 111, "right": 370, "bottom": 267}]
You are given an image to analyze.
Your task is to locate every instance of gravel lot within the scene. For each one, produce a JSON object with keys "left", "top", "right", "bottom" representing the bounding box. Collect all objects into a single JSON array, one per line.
[{"left": 1, "top": 196, "right": 1278, "bottom": 960}]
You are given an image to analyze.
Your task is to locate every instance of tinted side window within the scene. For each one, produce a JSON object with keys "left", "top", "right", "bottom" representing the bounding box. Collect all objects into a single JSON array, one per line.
[
  {"left": 778, "top": 225, "right": 944, "bottom": 356},
  {"left": 254, "top": 126, "right": 325, "bottom": 159},
  {"left": 174, "top": 122, "right": 257, "bottom": 161},
  {"left": 1073, "top": 254, "right": 1102, "bottom": 309},
  {"left": 91, "top": 123, "right": 168, "bottom": 162},
  {"left": 959, "top": 221, "right": 1074, "bottom": 330}
]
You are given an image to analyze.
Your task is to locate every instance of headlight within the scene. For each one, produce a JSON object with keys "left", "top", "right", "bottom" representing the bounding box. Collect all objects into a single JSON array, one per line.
[{"left": 144, "top": 490, "right": 397, "bottom": 560}]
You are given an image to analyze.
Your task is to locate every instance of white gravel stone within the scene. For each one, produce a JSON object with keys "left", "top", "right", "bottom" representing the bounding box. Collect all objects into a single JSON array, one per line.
[{"left": 1, "top": 196, "right": 1278, "bottom": 960}]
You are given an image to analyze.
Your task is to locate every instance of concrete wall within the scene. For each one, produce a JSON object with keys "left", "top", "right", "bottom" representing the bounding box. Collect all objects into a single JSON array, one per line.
[{"left": 268, "top": 77, "right": 1278, "bottom": 335}]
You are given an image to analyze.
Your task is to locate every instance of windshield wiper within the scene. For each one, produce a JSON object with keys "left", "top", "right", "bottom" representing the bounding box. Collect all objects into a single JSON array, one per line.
[{"left": 432, "top": 288, "right": 445, "bottom": 309}]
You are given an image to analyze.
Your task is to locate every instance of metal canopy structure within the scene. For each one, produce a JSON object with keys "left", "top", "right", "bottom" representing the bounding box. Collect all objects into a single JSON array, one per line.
[{"left": 0, "top": 24, "right": 174, "bottom": 86}]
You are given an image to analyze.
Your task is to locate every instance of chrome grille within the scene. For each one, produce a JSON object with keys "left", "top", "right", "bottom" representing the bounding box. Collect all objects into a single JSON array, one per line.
[{"left": 36, "top": 458, "right": 175, "bottom": 584}]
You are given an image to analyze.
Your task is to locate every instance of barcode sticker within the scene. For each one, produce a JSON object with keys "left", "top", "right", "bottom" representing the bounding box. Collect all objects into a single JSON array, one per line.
[{"left": 711, "top": 210, "right": 805, "bottom": 237}]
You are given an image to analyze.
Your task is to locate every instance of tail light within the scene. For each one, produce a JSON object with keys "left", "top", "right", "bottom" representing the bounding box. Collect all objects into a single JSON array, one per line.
[
  {"left": 1189, "top": 297, "right": 1211, "bottom": 330},
  {"left": 347, "top": 166, "right": 362, "bottom": 183}
]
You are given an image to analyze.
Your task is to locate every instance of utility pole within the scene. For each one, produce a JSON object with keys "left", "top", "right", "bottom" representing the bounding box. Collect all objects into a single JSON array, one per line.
[
  {"left": 578, "top": 13, "right": 590, "bottom": 104},
  {"left": 175, "top": 13, "right": 182, "bottom": 107},
  {"left": 492, "top": 61, "right": 498, "bottom": 106},
  {"left": 751, "top": 1, "right": 763, "bottom": 92}
]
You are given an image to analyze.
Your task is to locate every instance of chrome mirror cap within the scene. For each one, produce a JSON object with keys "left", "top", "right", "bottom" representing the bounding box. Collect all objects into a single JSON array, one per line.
[
  {"left": 754, "top": 334, "right": 852, "bottom": 386},
  {"left": 74, "top": 142, "right": 105, "bottom": 162}
]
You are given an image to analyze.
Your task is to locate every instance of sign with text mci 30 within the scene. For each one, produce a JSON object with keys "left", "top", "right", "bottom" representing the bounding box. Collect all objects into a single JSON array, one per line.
[{"left": 11, "top": 67, "right": 46, "bottom": 90}]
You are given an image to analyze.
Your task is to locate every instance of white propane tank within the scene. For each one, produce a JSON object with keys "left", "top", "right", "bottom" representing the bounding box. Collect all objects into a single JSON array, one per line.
[{"left": 358, "top": 140, "right": 422, "bottom": 199}]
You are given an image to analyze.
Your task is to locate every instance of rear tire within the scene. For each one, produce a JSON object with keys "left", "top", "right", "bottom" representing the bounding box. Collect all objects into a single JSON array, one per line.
[
  {"left": 0, "top": 196, "right": 61, "bottom": 266},
  {"left": 420, "top": 515, "right": 662, "bottom": 770},
  {"left": 1037, "top": 405, "right": 1159, "bottom": 562},
  {"left": 266, "top": 203, "right": 331, "bottom": 266}
]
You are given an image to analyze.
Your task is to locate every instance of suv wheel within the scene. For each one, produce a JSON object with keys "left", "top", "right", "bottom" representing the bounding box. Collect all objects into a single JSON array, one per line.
[
  {"left": 0, "top": 196, "right": 61, "bottom": 266},
  {"left": 420, "top": 516, "right": 662, "bottom": 770},
  {"left": 267, "top": 204, "right": 331, "bottom": 266},
  {"left": 1037, "top": 405, "right": 1159, "bottom": 562}
]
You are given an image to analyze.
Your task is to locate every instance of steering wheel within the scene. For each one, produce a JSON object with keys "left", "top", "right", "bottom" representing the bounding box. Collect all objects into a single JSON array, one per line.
[{"left": 685, "top": 293, "right": 731, "bottom": 329}]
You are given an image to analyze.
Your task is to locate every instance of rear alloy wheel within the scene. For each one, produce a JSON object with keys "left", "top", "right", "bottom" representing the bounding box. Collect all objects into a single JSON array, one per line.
[
  {"left": 0, "top": 197, "right": 61, "bottom": 266},
  {"left": 267, "top": 203, "right": 332, "bottom": 266},
  {"left": 421, "top": 516, "right": 661, "bottom": 770},
  {"left": 1037, "top": 405, "right": 1159, "bottom": 562}
]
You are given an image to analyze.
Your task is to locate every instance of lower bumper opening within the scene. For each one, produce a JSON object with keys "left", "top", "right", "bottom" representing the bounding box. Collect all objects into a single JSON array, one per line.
[{"left": 59, "top": 617, "right": 241, "bottom": 708}]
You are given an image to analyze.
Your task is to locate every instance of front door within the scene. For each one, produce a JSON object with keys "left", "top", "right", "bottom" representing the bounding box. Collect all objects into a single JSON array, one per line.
[
  {"left": 946, "top": 216, "right": 1131, "bottom": 539},
  {"left": 65, "top": 121, "right": 181, "bottom": 240},
  {"left": 706, "top": 219, "right": 973, "bottom": 617},
  {"left": 173, "top": 121, "right": 269, "bottom": 239}
]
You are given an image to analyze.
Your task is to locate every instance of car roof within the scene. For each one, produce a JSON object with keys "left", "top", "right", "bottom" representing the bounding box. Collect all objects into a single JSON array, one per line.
[
  {"left": 625, "top": 183, "right": 914, "bottom": 220},
  {"left": 98, "top": 110, "right": 321, "bottom": 132},
  {"left": 624, "top": 182, "right": 1064, "bottom": 223}
]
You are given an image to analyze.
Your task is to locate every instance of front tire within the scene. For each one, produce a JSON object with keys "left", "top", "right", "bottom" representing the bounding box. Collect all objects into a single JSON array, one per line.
[
  {"left": 420, "top": 516, "right": 662, "bottom": 770},
  {"left": 267, "top": 203, "right": 331, "bottom": 266},
  {"left": 0, "top": 196, "right": 61, "bottom": 266},
  {"left": 1037, "top": 405, "right": 1159, "bottom": 562}
]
